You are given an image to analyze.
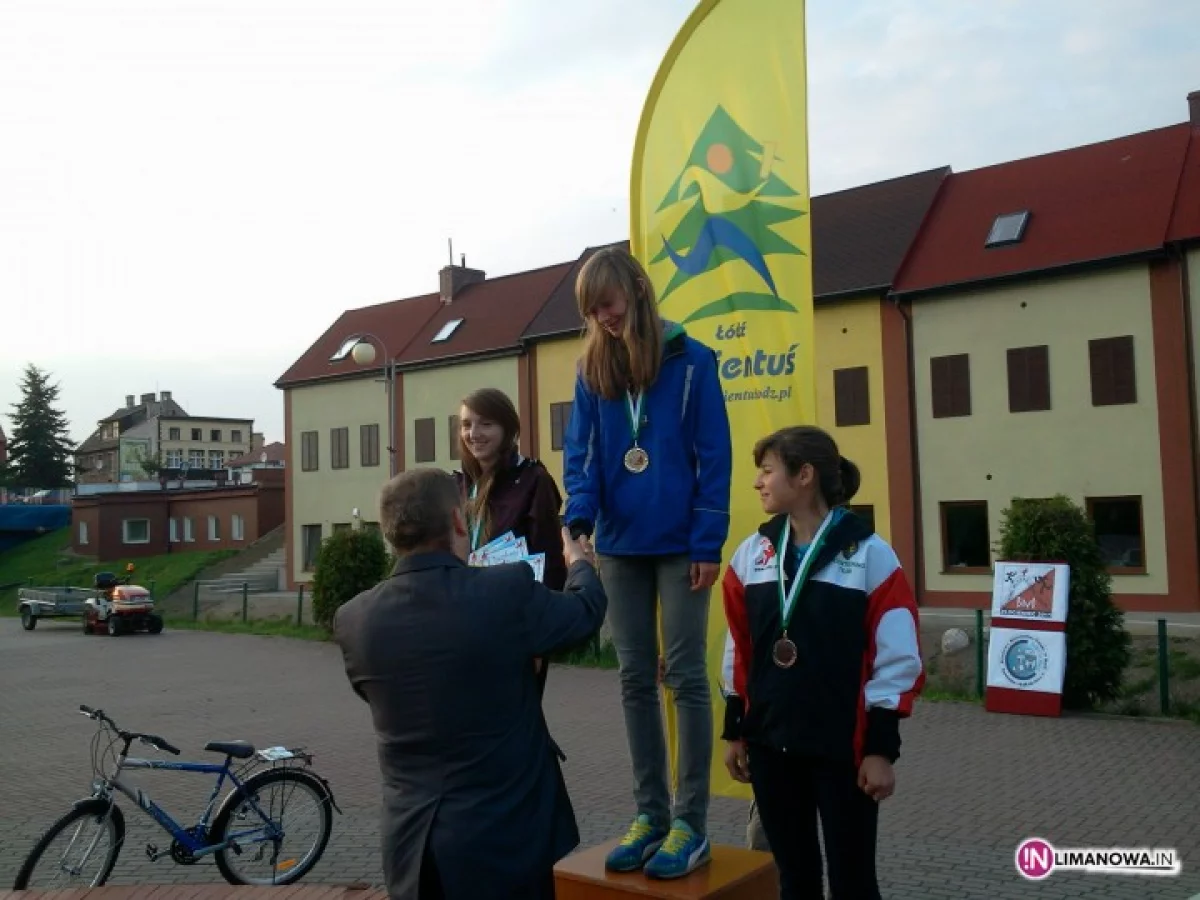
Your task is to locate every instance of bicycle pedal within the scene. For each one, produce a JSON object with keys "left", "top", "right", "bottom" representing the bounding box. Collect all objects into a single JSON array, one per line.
[{"left": 145, "top": 843, "right": 159, "bottom": 861}]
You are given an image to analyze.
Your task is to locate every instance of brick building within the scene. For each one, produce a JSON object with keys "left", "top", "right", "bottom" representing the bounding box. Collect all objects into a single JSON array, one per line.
[{"left": 71, "top": 469, "right": 284, "bottom": 561}]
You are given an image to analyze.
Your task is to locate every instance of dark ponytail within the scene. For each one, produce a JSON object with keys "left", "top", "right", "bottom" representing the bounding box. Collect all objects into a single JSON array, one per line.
[
  {"left": 836, "top": 456, "right": 861, "bottom": 505},
  {"left": 753, "top": 425, "right": 860, "bottom": 508}
]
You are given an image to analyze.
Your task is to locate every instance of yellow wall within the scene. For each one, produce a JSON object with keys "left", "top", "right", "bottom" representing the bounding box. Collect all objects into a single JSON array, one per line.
[
  {"left": 813, "top": 296, "right": 891, "bottom": 541},
  {"left": 402, "top": 357, "right": 520, "bottom": 470},
  {"left": 289, "top": 377, "right": 391, "bottom": 583},
  {"left": 913, "top": 265, "right": 1165, "bottom": 595},
  {"left": 533, "top": 337, "right": 582, "bottom": 485}
]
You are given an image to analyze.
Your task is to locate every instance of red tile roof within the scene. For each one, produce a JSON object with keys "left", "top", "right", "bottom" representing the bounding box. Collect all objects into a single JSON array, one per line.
[
  {"left": 812, "top": 167, "right": 949, "bottom": 300},
  {"left": 395, "top": 261, "right": 573, "bottom": 367},
  {"left": 523, "top": 241, "right": 627, "bottom": 341},
  {"left": 523, "top": 170, "right": 948, "bottom": 342},
  {"left": 894, "top": 124, "right": 1193, "bottom": 295},
  {"left": 275, "top": 293, "right": 443, "bottom": 387},
  {"left": 1168, "top": 127, "right": 1200, "bottom": 243},
  {"left": 227, "top": 441, "right": 286, "bottom": 468}
]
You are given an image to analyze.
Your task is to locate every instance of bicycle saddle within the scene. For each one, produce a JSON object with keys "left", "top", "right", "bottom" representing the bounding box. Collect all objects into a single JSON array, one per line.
[{"left": 205, "top": 740, "right": 256, "bottom": 759}]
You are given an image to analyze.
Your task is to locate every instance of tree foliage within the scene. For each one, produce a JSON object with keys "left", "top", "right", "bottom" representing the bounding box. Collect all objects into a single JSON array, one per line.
[
  {"left": 8, "top": 364, "right": 74, "bottom": 489},
  {"left": 311, "top": 526, "right": 390, "bottom": 629},
  {"left": 998, "top": 495, "right": 1132, "bottom": 709}
]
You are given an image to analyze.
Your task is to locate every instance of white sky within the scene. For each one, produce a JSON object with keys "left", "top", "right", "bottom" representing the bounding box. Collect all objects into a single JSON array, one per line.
[{"left": 1, "top": 0, "right": 1197, "bottom": 446}]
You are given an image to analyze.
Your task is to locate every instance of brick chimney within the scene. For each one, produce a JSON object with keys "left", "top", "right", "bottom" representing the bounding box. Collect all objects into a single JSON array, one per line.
[
  {"left": 1190, "top": 90, "right": 1200, "bottom": 128},
  {"left": 126, "top": 394, "right": 135, "bottom": 409},
  {"left": 161, "top": 390, "right": 172, "bottom": 403},
  {"left": 439, "top": 255, "right": 486, "bottom": 304},
  {"left": 140, "top": 392, "right": 155, "bottom": 405}
]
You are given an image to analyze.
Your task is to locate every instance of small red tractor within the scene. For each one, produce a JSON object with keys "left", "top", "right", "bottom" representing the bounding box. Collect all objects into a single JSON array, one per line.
[{"left": 83, "top": 563, "right": 164, "bottom": 636}]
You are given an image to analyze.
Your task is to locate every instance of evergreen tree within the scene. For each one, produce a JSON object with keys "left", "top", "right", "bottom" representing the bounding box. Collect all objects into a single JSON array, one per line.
[{"left": 8, "top": 364, "right": 75, "bottom": 488}]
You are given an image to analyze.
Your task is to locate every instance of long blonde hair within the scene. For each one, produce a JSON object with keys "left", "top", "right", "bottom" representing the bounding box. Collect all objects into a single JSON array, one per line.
[
  {"left": 459, "top": 388, "right": 521, "bottom": 544},
  {"left": 576, "top": 246, "right": 664, "bottom": 400}
]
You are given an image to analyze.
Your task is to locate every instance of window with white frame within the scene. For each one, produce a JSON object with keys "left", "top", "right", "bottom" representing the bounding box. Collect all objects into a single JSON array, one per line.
[
  {"left": 208, "top": 515, "right": 219, "bottom": 541},
  {"left": 209, "top": 451, "right": 225, "bottom": 469},
  {"left": 232, "top": 514, "right": 245, "bottom": 541},
  {"left": 79, "top": 521, "right": 89, "bottom": 545},
  {"left": 183, "top": 517, "right": 194, "bottom": 542},
  {"left": 123, "top": 519, "right": 150, "bottom": 544},
  {"left": 189, "top": 450, "right": 205, "bottom": 468},
  {"left": 169, "top": 518, "right": 179, "bottom": 543},
  {"left": 166, "top": 450, "right": 183, "bottom": 468}
]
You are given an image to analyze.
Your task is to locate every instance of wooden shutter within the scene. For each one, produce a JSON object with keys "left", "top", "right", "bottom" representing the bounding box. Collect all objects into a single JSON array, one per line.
[
  {"left": 415, "top": 418, "right": 436, "bottom": 462},
  {"left": 550, "top": 402, "right": 573, "bottom": 451},
  {"left": 448, "top": 416, "right": 460, "bottom": 461},
  {"left": 1007, "top": 345, "right": 1050, "bottom": 412},
  {"left": 931, "top": 354, "right": 971, "bottom": 418},
  {"left": 1089, "top": 336, "right": 1136, "bottom": 406},
  {"left": 834, "top": 367, "right": 870, "bottom": 426}
]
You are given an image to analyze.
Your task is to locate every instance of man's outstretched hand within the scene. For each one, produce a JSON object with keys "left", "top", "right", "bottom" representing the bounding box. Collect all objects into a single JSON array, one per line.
[{"left": 562, "top": 527, "right": 597, "bottom": 569}]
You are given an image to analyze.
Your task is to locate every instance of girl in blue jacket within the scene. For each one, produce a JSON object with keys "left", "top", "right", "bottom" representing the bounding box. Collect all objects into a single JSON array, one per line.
[{"left": 563, "top": 245, "right": 732, "bottom": 880}]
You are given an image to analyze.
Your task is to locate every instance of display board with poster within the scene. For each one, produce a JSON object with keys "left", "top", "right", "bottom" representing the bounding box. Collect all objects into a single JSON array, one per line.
[{"left": 985, "top": 561, "right": 1070, "bottom": 718}]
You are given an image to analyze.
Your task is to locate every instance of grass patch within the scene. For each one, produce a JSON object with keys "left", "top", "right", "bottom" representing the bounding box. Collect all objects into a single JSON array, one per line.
[
  {"left": 166, "top": 615, "right": 328, "bottom": 642},
  {"left": 1, "top": 528, "right": 237, "bottom": 616}
]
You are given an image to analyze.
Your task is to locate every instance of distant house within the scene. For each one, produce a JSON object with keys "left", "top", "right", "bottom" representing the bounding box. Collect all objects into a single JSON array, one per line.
[
  {"left": 74, "top": 391, "right": 254, "bottom": 486},
  {"left": 226, "top": 441, "right": 286, "bottom": 485}
]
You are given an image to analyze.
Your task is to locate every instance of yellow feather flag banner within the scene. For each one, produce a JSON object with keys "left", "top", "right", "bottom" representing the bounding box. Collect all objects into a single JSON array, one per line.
[{"left": 631, "top": 0, "right": 814, "bottom": 801}]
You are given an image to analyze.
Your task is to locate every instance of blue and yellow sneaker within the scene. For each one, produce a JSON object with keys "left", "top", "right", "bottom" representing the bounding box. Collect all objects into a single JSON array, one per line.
[
  {"left": 604, "top": 814, "right": 668, "bottom": 872},
  {"left": 643, "top": 819, "right": 711, "bottom": 880}
]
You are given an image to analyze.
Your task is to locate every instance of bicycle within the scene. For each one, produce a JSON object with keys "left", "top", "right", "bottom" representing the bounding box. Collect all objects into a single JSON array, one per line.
[{"left": 13, "top": 704, "right": 341, "bottom": 889}]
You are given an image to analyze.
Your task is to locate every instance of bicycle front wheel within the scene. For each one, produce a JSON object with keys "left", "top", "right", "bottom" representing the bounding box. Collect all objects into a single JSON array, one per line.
[
  {"left": 211, "top": 768, "right": 333, "bottom": 885},
  {"left": 13, "top": 799, "right": 125, "bottom": 890}
]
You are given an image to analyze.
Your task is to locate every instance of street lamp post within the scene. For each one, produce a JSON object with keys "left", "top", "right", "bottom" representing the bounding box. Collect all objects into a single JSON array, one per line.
[{"left": 331, "top": 333, "right": 397, "bottom": 477}]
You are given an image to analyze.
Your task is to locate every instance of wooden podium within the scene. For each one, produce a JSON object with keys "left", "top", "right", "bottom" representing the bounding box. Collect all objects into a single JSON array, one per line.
[{"left": 554, "top": 839, "right": 779, "bottom": 899}]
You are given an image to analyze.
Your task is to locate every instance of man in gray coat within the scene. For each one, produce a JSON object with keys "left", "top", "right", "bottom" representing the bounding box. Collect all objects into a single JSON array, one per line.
[{"left": 333, "top": 468, "right": 606, "bottom": 900}]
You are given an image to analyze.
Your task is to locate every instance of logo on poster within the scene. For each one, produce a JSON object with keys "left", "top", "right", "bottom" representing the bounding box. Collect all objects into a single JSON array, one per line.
[{"left": 1001, "top": 635, "right": 1049, "bottom": 687}]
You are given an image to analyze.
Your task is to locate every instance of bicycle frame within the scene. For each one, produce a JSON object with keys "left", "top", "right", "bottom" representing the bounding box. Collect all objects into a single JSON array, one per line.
[{"left": 99, "top": 753, "right": 278, "bottom": 859}]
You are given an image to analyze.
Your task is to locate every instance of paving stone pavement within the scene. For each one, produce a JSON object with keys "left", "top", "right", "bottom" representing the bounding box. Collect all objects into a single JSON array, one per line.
[{"left": 2, "top": 619, "right": 1198, "bottom": 899}]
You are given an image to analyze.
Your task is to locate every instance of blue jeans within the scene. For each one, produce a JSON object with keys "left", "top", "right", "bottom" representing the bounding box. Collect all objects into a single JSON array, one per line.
[{"left": 599, "top": 554, "right": 713, "bottom": 835}]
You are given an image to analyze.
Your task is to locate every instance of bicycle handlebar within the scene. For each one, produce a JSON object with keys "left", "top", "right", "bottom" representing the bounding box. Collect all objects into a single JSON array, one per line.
[{"left": 79, "top": 704, "right": 181, "bottom": 755}]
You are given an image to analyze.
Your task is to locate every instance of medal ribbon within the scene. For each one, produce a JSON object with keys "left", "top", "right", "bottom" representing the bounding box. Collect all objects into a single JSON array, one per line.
[
  {"left": 625, "top": 390, "right": 644, "bottom": 445},
  {"left": 777, "top": 510, "right": 838, "bottom": 633},
  {"left": 468, "top": 483, "right": 483, "bottom": 551}
]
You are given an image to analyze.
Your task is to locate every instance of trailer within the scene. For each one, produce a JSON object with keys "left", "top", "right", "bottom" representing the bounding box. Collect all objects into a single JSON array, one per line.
[
  {"left": 17, "top": 564, "right": 164, "bottom": 636},
  {"left": 17, "top": 586, "right": 95, "bottom": 631}
]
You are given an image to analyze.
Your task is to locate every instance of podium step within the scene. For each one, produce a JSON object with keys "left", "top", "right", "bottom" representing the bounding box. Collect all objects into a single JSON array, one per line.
[{"left": 555, "top": 839, "right": 778, "bottom": 899}]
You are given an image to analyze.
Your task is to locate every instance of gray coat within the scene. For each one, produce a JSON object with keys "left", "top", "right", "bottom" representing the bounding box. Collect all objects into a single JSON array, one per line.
[{"left": 333, "top": 551, "right": 606, "bottom": 900}]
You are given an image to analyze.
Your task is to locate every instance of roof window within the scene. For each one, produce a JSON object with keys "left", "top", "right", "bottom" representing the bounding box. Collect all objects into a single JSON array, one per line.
[
  {"left": 986, "top": 211, "right": 1030, "bottom": 248},
  {"left": 432, "top": 318, "right": 464, "bottom": 343},
  {"left": 329, "top": 336, "right": 362, "bottom": 362}
]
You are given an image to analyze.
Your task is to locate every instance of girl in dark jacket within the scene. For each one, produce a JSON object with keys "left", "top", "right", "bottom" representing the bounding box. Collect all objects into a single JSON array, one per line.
[{"left": 455, "top": 388, "right": 568, "bottom": 695}]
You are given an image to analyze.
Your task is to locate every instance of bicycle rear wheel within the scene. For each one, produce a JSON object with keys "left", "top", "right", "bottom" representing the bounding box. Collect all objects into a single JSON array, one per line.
[
  {"left": 13, "top": 799, "right": 125, "bottom": 889},
  {"left": 210, "top": 768, "right": 332, "bottom": 885}
]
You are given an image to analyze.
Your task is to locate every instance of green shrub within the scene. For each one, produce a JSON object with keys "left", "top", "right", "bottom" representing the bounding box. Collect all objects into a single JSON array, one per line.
[
  {"left": 998, "top": 495, "right": 1132, "bottom": 709},
  {"left": 311, "top": 527, "right": 390, "bottom": 630}
]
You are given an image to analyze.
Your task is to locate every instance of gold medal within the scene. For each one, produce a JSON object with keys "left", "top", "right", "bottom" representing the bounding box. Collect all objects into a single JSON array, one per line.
[{"left": 624, "top": 445, "right": 650, "bottom": 474}]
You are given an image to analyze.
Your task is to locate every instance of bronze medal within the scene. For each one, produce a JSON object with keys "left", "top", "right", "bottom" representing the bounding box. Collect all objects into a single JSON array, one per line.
[
  {"left": 624, "top": 445, "right": 650, "bottom": 474},
  {"left": 772, "top": 635, "right": 798, "bottom": 669}
]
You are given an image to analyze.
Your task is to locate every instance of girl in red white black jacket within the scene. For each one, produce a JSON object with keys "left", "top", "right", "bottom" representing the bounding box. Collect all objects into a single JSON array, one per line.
[{"left": 721, "top": 425, "right": 924, "bottom": 900}]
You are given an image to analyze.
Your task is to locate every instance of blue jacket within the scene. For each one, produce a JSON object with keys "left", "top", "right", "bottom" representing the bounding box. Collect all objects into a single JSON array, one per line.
[{"left": 563, "top": 323, "right": 732, "bottom": 562}]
